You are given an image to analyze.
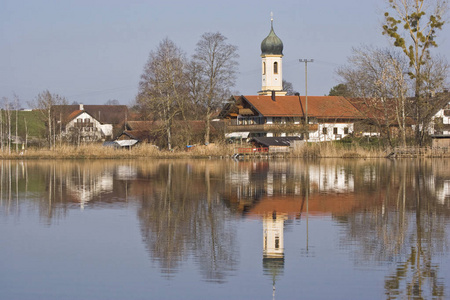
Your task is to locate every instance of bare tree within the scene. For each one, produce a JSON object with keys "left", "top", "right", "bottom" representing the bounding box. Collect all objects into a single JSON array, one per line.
[
  {"left": 192, "top": 32, "right": 239, "bottom": 145},
  {"left": 282, "top": 80, "right": 298, "bottom": 95},
  {"left": 383, "top": 0, "right": 449, "bottom": 144},
  {"left": 13, "top": 94, "right": 20, "bottom": 152},
  {"left": 104, "top": 99, "right": 120, "bottom": 105},
  {"left": 137, "top": 38, "right": 188, "bottom": 150},
  {"left": 1, "top": 98, "right": 13, "bottom": 154},
  {"left": 0, "top": 97, "right": 13, "bottom": 153},
  {"left": 0, "top": 102, "right": 2, "bottom": 152},
  {"left": 30, "top": 90, "right": 67, "bottom": 149},
  {"left": 337, "top": 46, "right": 411, "bottom": 146}
]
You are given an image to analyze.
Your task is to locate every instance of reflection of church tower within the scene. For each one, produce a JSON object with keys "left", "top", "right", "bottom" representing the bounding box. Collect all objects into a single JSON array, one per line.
[
  {"left": 259, "top": 13, "right": 287, "bottom": 96},
  {"left": 263, "top": 211, "right": 287, "bottom": 298}
]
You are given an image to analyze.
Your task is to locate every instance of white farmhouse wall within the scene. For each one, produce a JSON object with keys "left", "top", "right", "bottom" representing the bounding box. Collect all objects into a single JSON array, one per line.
[
  {"left": 308, "top": 123, "right": 353, "bottom": 142},
  {"left": 65, "top": 111, "right": 113, "bottom": 140}
]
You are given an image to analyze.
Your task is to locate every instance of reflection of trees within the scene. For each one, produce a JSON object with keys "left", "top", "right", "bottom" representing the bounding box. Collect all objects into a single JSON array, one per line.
[
  {"left": 137, "top": 161, "right": 238, "bottom": 282},
  {"left": 0, "top": 160, "right": 130, "bottom": 224},
  {"left": 338, "top": 160, "right": 449, "bottom": 299},
  {"left": 1, "top": 160, "right": 238, "bottom": 282}
]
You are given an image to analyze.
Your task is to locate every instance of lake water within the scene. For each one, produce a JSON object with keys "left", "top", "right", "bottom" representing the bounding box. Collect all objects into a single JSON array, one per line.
[{"left": 1, "top": 159, "right": 450, "bottom": 300}]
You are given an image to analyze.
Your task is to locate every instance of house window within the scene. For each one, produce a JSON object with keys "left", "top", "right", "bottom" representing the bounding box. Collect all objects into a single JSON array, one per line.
[
  {"left": 344, "top": 127, "right": 349, "bottom": 134},
  {"left": 274, "top": 62, "right": 278, "bottom": 74},
  {"left": 333, "top": 128, "right": 338, "bottom": 135},
  {"left": 322, "top": 128, "right": 328, "bottom": 134},
  {"left": 263, "top": 62, "right": 266, "bottom": 75}
]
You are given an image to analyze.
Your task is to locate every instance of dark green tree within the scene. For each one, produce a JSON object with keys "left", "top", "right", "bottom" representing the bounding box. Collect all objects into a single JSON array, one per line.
[{"left": 328, "top": 83, "right": 350, "bottom": 97}]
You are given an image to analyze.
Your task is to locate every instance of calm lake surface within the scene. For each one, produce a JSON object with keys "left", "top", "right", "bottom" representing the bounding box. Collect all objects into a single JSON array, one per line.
[{"left": 1, "top": 159, "right": 450, "bottom": 300}]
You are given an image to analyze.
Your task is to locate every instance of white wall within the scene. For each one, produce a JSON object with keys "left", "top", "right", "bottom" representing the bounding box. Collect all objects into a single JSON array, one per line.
[
  {"left": 308, "top": 123, "right": 353, "bottom": 142},
  {"left": 66, "top": 111, "right": 113, "bottom": 139}
]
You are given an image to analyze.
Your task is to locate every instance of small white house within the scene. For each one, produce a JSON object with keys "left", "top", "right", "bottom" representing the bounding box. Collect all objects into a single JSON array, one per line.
[{"left": 64, "top": 104, "right": 113, "bottom": 142}]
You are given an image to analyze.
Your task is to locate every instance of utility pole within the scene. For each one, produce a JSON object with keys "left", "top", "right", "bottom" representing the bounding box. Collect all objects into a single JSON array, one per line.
[{"left": 299, "top": 59, "right": 314, "bottom": 130}]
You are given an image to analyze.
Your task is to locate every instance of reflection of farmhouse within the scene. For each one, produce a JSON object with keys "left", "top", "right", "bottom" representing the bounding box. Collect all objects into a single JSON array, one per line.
[
  {"left": 64, "top": 164, "right": 137, "bottom": 209},
  {"left": 52, "top": 104, "right": 128, "bottom": 142},
  {"left": 65, "top": 169, "right": 114, "bottom": 209}
]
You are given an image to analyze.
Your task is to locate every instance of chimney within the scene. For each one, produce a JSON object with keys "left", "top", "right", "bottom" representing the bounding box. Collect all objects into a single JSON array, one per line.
[
  {"left": 271, "top": 90, "right": 276, "bottom": 101},
  {"left": 79, "top": 104, "right": 84, "bottom": 111}
]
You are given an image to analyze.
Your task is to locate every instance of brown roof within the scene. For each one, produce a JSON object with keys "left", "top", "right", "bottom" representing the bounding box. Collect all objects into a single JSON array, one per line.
[
  {"left": 52, "top": 105, "right": 128, "bottom": 124},
  {"left": 117, "top": 130, "right": 157, "bottom": 142},
  {"left": 239, "top": 95, "right": 364, "bottom": 119},
  {"left": 126, "top": 120, "right": 215, "bottom": 134},
  {"left": 127, "top": 121, "right": 160, "bottom": 131}
]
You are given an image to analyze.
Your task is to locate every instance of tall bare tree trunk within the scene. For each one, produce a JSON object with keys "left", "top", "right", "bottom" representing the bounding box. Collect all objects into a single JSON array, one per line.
[
  {"left": 7, "top": 107, "right": 11, "bottom": 155},
  {"left": 0, "top": 109, "right": 3, "bottom": 152},
  {"left": 15, "top": 108, "right": 18, "bottom": 152},
  {"left": 205, "top": 106, "right": 211, "bottom": 145},
  {"left": 24, "top": 117, "right": 28, "bottom": 152},
  {"left": 48, "top": 109, "right": 52, "bottom": 149}
]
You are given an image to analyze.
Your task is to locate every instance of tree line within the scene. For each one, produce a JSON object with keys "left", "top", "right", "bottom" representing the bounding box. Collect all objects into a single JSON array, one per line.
[{"left": 135, "top": 33, "right": 239, "bottom": 150}]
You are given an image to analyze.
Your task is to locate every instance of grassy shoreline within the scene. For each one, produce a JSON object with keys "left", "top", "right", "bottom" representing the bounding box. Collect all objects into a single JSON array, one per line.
[
  {"left": 0, "top": 142, "right": 392, "bottom": 159},
  {"left": 2, "top": 141, "right": 449, "bottom": 159}
]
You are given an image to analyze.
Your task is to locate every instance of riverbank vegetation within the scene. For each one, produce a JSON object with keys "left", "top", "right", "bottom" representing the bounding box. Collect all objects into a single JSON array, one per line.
[
  {"left": 0, "top": 139, "right": 400, "bottom": 160},
  {"left": 2, "top": 136, "right": 450, "bottom": 160}
]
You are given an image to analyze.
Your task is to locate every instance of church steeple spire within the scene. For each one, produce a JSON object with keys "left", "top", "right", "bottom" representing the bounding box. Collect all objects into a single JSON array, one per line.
[{"left": 259, "top": 13, "right": 286, "bottom": 96}]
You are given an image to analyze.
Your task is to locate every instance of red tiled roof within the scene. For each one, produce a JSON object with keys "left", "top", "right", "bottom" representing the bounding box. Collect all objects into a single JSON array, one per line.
[
  {"left": 66, "top": 110, "right": 84, "bottom": 121},
  {"left": 241, "top": 95, "right": 364, "bottom": 119}
]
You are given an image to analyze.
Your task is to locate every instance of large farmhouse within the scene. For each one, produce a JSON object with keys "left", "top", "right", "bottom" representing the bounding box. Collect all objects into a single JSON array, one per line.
[
  {"left": 219, "top": 17, "right": 364, "bottom": 142},
  {"left": 220, "top": 94, "right": 364, "bottom": 141}
]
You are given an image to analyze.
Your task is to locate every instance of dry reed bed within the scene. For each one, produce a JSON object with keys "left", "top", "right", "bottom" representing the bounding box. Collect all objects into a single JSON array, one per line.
[
  {"left": 6, "top": 142, "right": 446, "bottom": 160},
  {"left": 289, "top": 142, "right": 386, "bottom": 158},
  {"left": 0, "top": 144, "right": 236, "bottom": 160}
]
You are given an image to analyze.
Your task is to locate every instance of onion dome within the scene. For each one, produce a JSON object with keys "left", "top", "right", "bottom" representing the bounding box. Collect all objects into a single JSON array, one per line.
[{"left": 261, "top": 19, "right": 283, "bottom": 56}]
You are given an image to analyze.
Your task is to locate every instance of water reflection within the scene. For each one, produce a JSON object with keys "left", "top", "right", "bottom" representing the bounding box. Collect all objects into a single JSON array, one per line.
[
  {"left": 135, "top": 162, "right": 238, "bottom": 282},
  {"left": 1, "top": 159, "right": 450, "bottom": 299}
]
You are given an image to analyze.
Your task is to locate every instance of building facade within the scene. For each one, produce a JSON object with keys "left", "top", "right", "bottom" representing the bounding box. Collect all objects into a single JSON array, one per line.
[{"left": 219, "top": 17, "right": 363, "bottom": 141}]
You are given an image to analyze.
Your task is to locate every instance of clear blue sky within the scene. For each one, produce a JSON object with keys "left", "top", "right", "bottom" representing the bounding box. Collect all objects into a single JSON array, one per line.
[{"left": 1, "top": 0, "right": 449, "bottom": 107}]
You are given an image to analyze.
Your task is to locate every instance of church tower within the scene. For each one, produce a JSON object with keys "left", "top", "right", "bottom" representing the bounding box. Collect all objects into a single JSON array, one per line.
[{"left": 259, "top": 14, "right": 287, "bottom": 96}]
